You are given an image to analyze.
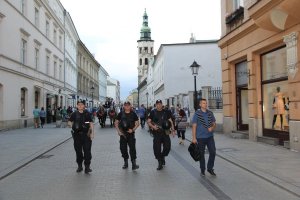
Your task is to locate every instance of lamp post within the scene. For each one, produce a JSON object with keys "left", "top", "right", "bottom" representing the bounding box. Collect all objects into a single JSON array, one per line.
[
  {"left": 90, "top": 85, "right": 95, "bottom": 108},
  {"left": 190, "top": 61, "right": 200, "bottom": 111},
  {"left": 146, "top": 92, "right": 149, "bottom": 109}
]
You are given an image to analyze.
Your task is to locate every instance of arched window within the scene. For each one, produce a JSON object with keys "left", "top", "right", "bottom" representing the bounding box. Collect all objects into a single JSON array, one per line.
[
  {"left": 145, "top": 58, "right": 148, "bottom": 65},
  {"left": 21, "top": 88, "right": 27, "bottom": 116},
  {"left": 139, "top": 58, "right": 142, "bottom": 65}
]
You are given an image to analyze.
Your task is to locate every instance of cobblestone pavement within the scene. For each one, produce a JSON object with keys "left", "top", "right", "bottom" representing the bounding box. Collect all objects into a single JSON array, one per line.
[{"left": 0, "top": 124, "right": 300, "bottom": 199}]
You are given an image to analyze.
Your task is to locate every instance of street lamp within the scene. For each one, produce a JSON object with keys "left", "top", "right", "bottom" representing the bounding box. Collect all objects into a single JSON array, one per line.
[
  {"left": 90, "top": 85, "right": 95, "bottom": 108},
  {"left": 146, "top": 92, "right": 149, "bottom": 109},
  {"left": 190, "top": 61, "right": 200, "bottom": 111}
]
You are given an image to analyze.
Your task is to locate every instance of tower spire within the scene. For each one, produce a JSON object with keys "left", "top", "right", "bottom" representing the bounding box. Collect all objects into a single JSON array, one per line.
[{"left": 140, "top": 8, "right": 151, "bottom": 40}]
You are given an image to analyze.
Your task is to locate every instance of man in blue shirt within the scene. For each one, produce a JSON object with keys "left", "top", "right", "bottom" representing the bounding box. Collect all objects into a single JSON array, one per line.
[
  {"left": 138, "top": 104, "right": 146, "bottom": 129},
  {"left": 192, "top": 98, "right": 217, "bottom": 176}
]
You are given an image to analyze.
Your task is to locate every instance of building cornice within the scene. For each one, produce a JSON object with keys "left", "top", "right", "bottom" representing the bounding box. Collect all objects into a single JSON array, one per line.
[{"left": 218, "top": 19, "right": 257, "bottom": 48}]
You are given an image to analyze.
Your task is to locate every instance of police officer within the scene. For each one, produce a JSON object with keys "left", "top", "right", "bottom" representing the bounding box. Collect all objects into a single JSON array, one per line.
[
  {"left": 147, "top": 99, "right": 175, "bottom": 170},
  {"left": 115, "top": 101, "right": 140, "bottom": 170},
  {"left": 68, "top": 100, "right": 94, "bottom": 174}
]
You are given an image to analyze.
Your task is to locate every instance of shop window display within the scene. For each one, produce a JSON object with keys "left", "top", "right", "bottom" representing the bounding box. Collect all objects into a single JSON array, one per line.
[{"left": 263, "top": 82, "right": 289, "bottom": 131}]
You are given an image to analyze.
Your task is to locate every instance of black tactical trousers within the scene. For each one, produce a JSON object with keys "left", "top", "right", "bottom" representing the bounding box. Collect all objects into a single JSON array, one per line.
[
  {"left": 72, "top": 132, "right": 92, "bottom": 166},
  {"left": 120, "top": 133, "right": 137, "bottom": 160},
  {"left": 153, "top": 131, "right": 171, "bottom": 161}
]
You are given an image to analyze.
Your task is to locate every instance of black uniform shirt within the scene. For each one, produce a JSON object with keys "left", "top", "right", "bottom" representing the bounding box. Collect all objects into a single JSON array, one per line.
[
  {"left": 69, "top": 110, "right": 93, "bottom": 132},
  {"left": 116, "top": 111, "right": 139, "bottom": 132},
  {"left": 148, "top": 109, "right": 172, "bottom": 127}
]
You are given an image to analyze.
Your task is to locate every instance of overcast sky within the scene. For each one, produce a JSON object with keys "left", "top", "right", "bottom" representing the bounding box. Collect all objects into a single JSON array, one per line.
[{"left": 59, "top": 0, "right": 221, "bottom": 100}]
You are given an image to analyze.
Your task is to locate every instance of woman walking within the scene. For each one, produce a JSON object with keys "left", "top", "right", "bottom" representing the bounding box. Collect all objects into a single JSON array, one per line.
[{"left": 175, "top": 109, "right": 188, "bottom": 145}]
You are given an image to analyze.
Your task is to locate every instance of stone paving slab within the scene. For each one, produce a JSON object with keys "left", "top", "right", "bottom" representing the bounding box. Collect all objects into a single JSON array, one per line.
[
  {"left": 0, "top": 123, "right": 72, "bottom": 179},
  {"left": 184, "top": 129, "right": 300, "bottom": 197}
]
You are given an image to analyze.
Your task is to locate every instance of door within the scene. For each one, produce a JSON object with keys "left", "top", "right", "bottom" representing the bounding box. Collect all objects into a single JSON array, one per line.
[{"left": 237, "top": 87, "right": 249, "bottom": 130}]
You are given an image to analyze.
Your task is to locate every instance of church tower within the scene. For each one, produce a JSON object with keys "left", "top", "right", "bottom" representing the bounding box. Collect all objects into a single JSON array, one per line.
[{"left": 137, "top": 9, "right": 154, "bottom": 84}]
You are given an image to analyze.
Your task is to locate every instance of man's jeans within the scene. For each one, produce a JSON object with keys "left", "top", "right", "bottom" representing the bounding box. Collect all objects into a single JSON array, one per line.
[{"left": 197, "top": 136, "right": 216, "bottom": 171}]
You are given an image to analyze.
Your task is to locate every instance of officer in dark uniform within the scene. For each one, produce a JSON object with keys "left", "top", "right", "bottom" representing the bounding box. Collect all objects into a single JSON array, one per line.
[
  {"left": 68, "top": 100, "right": 94, "bottom": 174},
  {"left": 115, "top": 101, "right": 140, "bottom": 170},
  {"left": 147, "top": 99, "right": 175, "bottom": 170}
]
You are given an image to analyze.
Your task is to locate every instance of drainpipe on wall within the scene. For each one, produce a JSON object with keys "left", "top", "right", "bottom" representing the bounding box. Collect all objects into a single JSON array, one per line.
[{"left": 63, "top": 9, "right": 67, "bottom": 107}]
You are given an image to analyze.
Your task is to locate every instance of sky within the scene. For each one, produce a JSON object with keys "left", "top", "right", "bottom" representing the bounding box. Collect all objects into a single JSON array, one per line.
[{"left": 59, "top": 0, "right": 221, "bottom": 100}]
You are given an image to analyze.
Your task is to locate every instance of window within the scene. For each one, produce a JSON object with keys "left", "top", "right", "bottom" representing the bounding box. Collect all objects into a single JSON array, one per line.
[
  {"left": 35, "top": 91, "right": 39, "bottom": 108},
  {"left": 233, "top": 0, "right": 244, "bottom": 10},
  {"left": 261, "top": 47, "right": 289, "bottom": 134},
  {"left": 59, "top": 35, "right": 62, "bottom": 49},
  {"left": 34, "top": 8, "right": 39, "bottom": 27},
  {"left": 54, "top": 61, "right": 57, "bottom": 78},
  {"left": 35, "top": 48, "right": 39, "bottom": 69},
  {"left": 53, "top": 29, "right": 57, "bottom": 45},
  {"left": 151, "top": 47, "right": 153, "bottom": 54},
  {"left": 21, "top": 0, "right": 26, "bottom": 15},
  {"left": 139, "top": 58, "right": 142, "bottom": 65},
  {"left": 21, "top": 39, "right": 27, "bottom": 65},
  {"left": 59, "top": 62, "right": 63, "bottom": 81},
  {"left": 21, "top": 88, "right": 26, "bottom": 116},
  {"left": 46, "top": 55, "right": 50, "bottom": 74},
  {"left": 145, "top": 58, "right": 148, "bottom": 65},
  {"left": 144, "top": 47, "right": 148, "bottom": 53},
  {"left": 46, "top": 20, "right": 50, "bottom": 38},
  {"left": 139, "top": 47, "right": 142, "bottom": 54}
]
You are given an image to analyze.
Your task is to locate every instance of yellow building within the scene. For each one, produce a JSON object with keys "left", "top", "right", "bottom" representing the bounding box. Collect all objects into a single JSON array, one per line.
[{"left": 219, "top": 0, "right": 300, "bottom": 150}]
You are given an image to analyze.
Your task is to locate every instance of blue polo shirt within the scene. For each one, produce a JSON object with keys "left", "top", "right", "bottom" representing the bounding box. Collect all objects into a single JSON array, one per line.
[{"left": 192, "top": 109, "right": 216, "bottom": 139}]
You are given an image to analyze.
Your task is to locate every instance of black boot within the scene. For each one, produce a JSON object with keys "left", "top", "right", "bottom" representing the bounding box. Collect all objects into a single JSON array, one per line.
[
  {"left": 76, "top": 164, "right": 83, "bottom": 173},
  {"left": 157, "top": 160, "right": 163, "bottom": 170},
  {"left": 84, "top": 165, "right": 92, "bottom": 174},
  {"left": 132, "top": 159, "right": 139, "bottom": 170},
  {"left": 122, "top": 159, "right": 128, "bottom": 169}
]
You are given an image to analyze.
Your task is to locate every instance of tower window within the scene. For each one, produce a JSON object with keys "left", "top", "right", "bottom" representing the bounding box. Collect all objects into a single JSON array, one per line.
[
  {"left": 139, "top": 58, "right": 142, "bottom": 65},
  {"left": 151, "top": 47, "right": 153, "bottom": 54},
  {"left": 139, "top": 47, "right": 142, "bottom": 54},
  {"left": 144, "top": 47, "right": 148, "bottom": 53},
  {"left": 145, "top": 58, "right": 148, "bottom": 65}
]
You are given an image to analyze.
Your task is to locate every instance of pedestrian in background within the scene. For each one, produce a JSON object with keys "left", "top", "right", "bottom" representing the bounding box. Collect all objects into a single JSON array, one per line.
[
  {"left": 175, "top": 109, "right": 188, "bottom": 145},
  {"left": 138, "top": 104, "right": 146, "bottom": 129},
  {"left": 192, "top": 98, "right": 217, "bottom": 177},
  {"left": 115, "top": 101, "right": 140, "bottom": 170},
  {"left": 32, "top": 106, "right": 40, "bottom": 128},
  {"left": 39, "top": 107, "right": 46, "bottom": 128},
  {"left": 68, "top": 100, "right": 94, "bottom": 174}
]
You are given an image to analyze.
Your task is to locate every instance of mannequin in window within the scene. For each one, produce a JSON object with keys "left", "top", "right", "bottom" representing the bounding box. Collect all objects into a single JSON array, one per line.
[{"left": 272, "top": 86, "right": 285, "bottom": 130}]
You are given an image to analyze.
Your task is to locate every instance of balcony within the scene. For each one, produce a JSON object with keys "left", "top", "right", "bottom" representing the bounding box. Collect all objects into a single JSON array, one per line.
[{"left": 226, "top": 6, "right": 244, "bottom": 25}]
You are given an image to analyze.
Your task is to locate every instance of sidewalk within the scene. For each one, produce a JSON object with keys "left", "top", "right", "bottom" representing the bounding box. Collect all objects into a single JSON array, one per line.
[
  {"left": 0, "top": 123, "right": 72, "bottom": 180},
  {"left": 185, "top": 129, "right": 300, "bottom": 197}
]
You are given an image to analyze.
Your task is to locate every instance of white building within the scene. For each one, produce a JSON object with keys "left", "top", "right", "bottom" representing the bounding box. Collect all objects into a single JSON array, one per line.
[
  {"left": 99, "top": 65, "right": 109, "bottom": 104},
  {"left": 107, "top": 77, "right": 120, "bottom": 106},
  {"left": 64, "top": 11, "right": 79, "bottom": 107},
  {"left": 0, "top": 0, "right": 67, "bottom": 129},
  {"left": 151, "top": 41, "right": 222, "bottom": 110}
]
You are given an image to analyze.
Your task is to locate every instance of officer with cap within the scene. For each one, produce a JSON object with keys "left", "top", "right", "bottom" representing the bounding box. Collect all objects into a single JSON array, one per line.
[
  {"left": 115, "top": 101, "right": 140, "bottom": 170},
  {"left": 147, "top": 99, "right": 175, "bottom": 170},
  {"left": 68, "top": 99, "right": 94, "bottom": 174}
]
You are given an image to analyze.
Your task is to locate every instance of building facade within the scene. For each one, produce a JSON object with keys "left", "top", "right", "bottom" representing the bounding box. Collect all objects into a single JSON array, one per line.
[
  {"left": 64, "top": 11, "right": 79, "bottom": 107},
  {"left": 77, "top": 40, "right": 100, "bottom": 108},
  {"left": 219, "top": 0, "right": 300, "bottom": 150},
  {"left": 151, "top": 41, "right": 222, "bottom": 111},
  {"left": 137, "top": 9, "right": 154, "bottom": 107},
  {"left": 0, "top": 0, "right": 67, "bottom": 129},
  {"left": 106, "top": 77, "right": 120, "bottom": 106},
  {"left": 99, "top": 65, "right": 109, "bottom": 104}
]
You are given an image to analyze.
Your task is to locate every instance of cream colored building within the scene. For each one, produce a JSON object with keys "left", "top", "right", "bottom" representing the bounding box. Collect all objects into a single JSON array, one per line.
[
  {"left": 77, "top": 40, "right": 100, "bottom": 108},
  {"left": 0, "top": 0, "right": 67, "bottom": 129},
  {"left": 219, "top": 0, "right": 300, "bottom": 151}
]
